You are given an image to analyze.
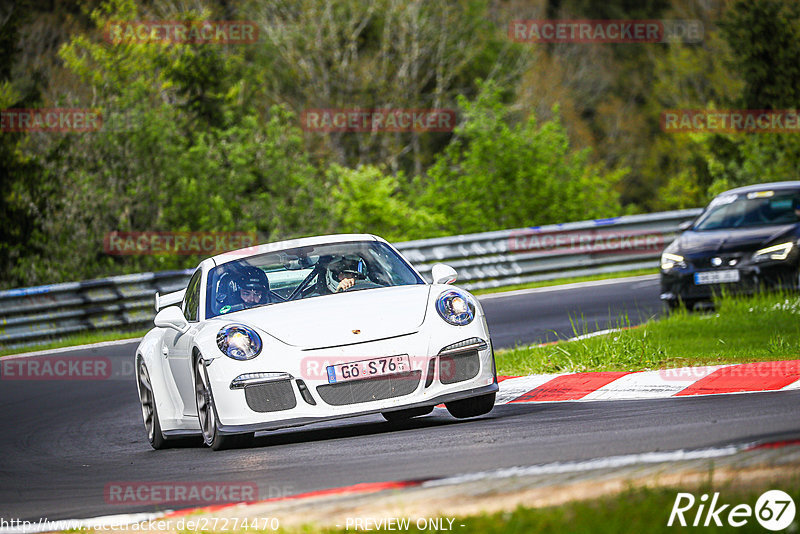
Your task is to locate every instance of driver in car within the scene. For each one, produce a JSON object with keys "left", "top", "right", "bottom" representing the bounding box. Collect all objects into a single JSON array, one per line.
[
  {"left": 235, "top": 267, "right": 271, "bottom": 308},
  {"left": 326, "top": 256, "right": 366, "bottom": 293}
]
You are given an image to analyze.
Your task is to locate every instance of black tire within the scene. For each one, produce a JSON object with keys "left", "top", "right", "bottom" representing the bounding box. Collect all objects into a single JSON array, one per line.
[
  {"left": 381, "top": 406, "right": 434, "bottom": 422},
  {"left": 445, "top": 392, "right": 496, "bottom": 419},
  {"left": 137, "top": 358, "right": 168, "bottom": 450},
  {"left": 194, "top": 356, "right": 254, "bottom": 451},
  {"left": 667, "top": 298, "right": 697, "bottom": 312}
]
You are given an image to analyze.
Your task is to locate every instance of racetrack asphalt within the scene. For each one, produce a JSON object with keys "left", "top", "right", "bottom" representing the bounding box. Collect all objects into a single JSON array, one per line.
[
  {"left": 478, "top": 275, "right": 663, "bottom": 348},
  {"left": 2, "top": 276, "right": 798, "bottom": 521}
]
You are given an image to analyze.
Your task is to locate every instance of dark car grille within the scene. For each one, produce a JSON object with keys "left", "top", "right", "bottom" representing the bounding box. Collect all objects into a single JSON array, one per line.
[
  {"left": 316, "top": 371, "right": 422, "bottom": 406},
  {"left": 244, "top": 380, "right": 297, "bottom": 412},
  {"left": 687, "top": 253, "right": 745, "bottom": 269},
  {"left": 439, "top": 350, "right": 481, "bottom": 385}
]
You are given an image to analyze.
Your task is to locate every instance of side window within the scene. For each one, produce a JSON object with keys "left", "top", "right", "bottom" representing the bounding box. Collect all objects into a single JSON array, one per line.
[{"left": 183, "top": 270, "right": 203, "bottom": 322}]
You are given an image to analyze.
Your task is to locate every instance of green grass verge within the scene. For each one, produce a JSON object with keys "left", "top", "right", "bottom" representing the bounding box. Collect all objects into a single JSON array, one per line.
[
  {"left": 0, "top": 328, "right": 147, "bottom": 357},
  {"left": 278, "top": 474, "right": 799, "bottom": 534},
  {"left": 471, "top": 268, "right": 658, "bottom": 296},
  {"left": 452, "top": 480, "right": 800, "bottom": 534},
  {"left": 496, "top": 291, "right": 800, "bottom": 376}
]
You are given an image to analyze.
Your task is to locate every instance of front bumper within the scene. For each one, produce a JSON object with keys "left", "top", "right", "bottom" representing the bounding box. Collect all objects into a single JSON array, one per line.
[
  {"left": 660, "top": 260, "right": 799, "bottom": 303},
  {"left": 204, "top": 332, "right": 497, "bottom": 434}
]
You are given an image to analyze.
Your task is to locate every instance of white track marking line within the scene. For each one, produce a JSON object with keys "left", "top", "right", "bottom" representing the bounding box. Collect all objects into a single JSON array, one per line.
[
  {"left": 421, "top": 444, "right": 745, "bottom": 488},
  {"left": 781, "top": 378, "right": 800, "bottom": 391}
]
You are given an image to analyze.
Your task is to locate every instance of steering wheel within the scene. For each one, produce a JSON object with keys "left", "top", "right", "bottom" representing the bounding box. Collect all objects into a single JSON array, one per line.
[{"left": 339, "top": 278, "right": 382, "bottom": 292}]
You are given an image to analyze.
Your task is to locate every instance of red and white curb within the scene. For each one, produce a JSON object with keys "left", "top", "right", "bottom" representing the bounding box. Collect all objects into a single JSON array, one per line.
[
  {"left": 8, "top": 439, "right": 799, "bottom": 534},
  {"left": 495, "top": 360, "right": 800, "bottom": 404},
  {"left": 2, "top": 358, "right": 798, "bottom": 533}
]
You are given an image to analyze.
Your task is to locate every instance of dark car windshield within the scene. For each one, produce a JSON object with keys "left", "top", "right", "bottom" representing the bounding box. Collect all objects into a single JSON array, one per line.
[
  {"left": 693, "top": 190, "right": 800, "bottom": 231},
  {"left": 206, "top": 240, "right": 424, "bottom": 318}
]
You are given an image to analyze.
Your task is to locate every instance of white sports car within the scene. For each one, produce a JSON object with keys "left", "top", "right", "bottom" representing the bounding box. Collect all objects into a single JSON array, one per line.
[{"left": 135, "top": 234, "right": 498, "bottom": 450}]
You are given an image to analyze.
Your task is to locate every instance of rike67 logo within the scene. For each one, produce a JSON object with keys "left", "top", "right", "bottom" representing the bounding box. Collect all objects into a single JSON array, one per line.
[{"left": 668, "top": 490, "right": 796, "bottom": 531}]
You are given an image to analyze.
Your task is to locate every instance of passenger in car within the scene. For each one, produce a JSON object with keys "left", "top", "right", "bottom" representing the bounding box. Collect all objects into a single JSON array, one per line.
[{"left": 234, "top": 267, "right": 272, "bottom": 308}]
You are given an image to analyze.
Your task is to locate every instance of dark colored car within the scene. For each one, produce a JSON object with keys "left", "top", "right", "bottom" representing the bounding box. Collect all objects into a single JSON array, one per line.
[{"left": 660, "top": 181, "right": 800, "bottom": 310}]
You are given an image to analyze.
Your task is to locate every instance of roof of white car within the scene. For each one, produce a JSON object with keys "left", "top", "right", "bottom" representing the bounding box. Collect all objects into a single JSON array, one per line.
[{"left": 210, "top": 233, "right": 384, "bottom": 265}]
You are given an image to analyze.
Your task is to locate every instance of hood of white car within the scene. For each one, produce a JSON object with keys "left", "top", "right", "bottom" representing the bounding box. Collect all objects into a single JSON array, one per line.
[{"left": 216, "top": 284, "right": 432, "bottom": 348}]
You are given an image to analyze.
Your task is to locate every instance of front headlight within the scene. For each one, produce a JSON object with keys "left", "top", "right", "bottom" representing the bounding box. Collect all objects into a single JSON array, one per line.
[
  {"left": 216, "top": 324, "right": 262, "bottom": 360},
  {"left": 753, "top": 242, "right": 794, "bottom": 262},
  {"left": 661, "top": 252, "right": 686, "bottom": 270},
  {"left": 436, "top": 290, "right": 476, "bottom": 326}
]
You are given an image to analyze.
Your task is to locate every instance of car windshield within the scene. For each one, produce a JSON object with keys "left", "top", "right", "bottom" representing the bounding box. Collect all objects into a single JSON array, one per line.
[
  {"left": 205, "top": 240, "right": 424, "bottom": 318},
  {"left": 692, "top": 190, "right": 800, "bottom": 231}
]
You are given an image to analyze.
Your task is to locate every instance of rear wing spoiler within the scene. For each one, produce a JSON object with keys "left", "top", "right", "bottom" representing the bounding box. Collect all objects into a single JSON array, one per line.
[{"left": 154, "top": 289, "right": 186, "bottom": 312}]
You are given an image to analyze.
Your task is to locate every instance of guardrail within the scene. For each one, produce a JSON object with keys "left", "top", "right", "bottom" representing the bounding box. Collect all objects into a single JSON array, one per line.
[{"left": 0, "top": 209, "right": 701, "bottom": 350}]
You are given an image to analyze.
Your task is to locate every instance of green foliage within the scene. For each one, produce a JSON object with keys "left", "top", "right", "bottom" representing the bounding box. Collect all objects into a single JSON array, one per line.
[
  {"left": 422, "top": 81, "right": 625, "bottom": 234},
  {"left": 692, "top": 0, "right": 800, "bottom": 195},
  {"left": 328, "top": 165, "right": 443, "bottom": 241},
  {"left": 650, "top": 0, "right": 800, "bottom": 209},
  {"left": 6, "top": 0, "right": 800, "bottom": 288},
  {"left": 6, "top": 0, "right": 327, "bottom": 285},
  {"left": 719, "top": 0, "right": 800, "bottom": 110},
  {"left": 0, "top": 4, "right": 49, "bottom": 287}
]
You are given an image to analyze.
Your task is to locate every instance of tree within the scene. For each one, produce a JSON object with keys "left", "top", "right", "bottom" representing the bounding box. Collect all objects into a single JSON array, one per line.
[
  {"left": 328, "top": 164, "right": 443, "bottom": 241},
  {"left": 8, "top": 0, "right": 330, "bottom": 284},
  {"left": 421, "top": 81, "right": 625, "bottom": 234},
  {"left": 701, "top": 0, "right": 800, "bottom": 194},
  {"left": 249, "top": 0, "right": 526, "bottom": 176}
]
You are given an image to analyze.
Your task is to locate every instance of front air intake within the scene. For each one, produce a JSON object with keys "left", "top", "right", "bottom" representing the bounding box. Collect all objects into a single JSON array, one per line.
[
  {"left": 244, "top": 380, "right": 297, "bottom": 412},
  {"left": 316, "top": 371, "right": 422, "bottom": 406},
  {"left": 439, "top": 350, "right": 480, "bottom": 385}
]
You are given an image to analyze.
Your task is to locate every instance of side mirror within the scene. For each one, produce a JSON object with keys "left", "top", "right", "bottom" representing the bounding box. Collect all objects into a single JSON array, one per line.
[
  {"left": 431, "top": 263, "right": 458, "bottom": 285},
  {"left": 678, "top": 220, "right": 694, "bottom": 232},
  {"left": 154, "top": 306, "right": 190, "bottom": 334}
]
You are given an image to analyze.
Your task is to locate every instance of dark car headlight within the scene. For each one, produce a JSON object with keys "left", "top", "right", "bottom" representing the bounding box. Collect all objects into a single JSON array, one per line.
[
  {"left": 216, "top": 324, "right": 262, "bottom": 360},
  {"left": 753, "top": 242, "right": 794, "bottom": 262},
  {"left": 436, "top": 290, "right": 476, "bottom": 326},
  {"left": 661, "top": 252, "right": 686, "bottom": 270}
]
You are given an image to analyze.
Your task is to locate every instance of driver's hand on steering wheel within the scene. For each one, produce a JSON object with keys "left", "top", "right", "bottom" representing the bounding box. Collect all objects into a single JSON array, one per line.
[{"left": 336, "top": 274, "right": 356, "bottom": 292}]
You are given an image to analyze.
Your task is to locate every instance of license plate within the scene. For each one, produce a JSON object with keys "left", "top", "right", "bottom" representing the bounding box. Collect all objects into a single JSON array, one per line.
[
  {"left": 326, "top": 355, "right": 410, "bottom": 384},
  {"left": 694, "top": 270, "right": 740, "bottom": 285}
]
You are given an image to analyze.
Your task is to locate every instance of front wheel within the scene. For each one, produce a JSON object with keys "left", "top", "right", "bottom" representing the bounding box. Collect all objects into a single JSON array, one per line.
[
  {"left": 137, "top": 359, "right": 168, "bottom": 450},
  {"left": 194, "top": 357, "right": 254, "bottom": 450},
  {"left": 445, "top": 392, "right": 496, "bottom": 419},
  {"left": 667, "top": 298, "right": 697, "bottom": 312}
]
